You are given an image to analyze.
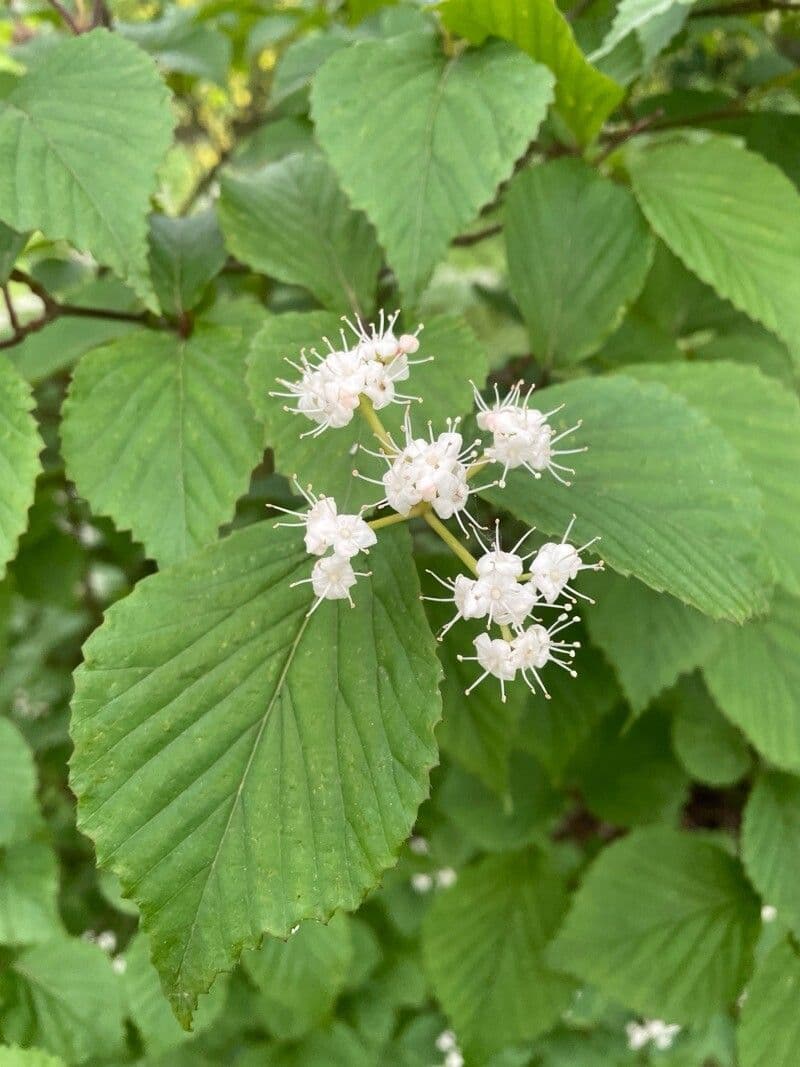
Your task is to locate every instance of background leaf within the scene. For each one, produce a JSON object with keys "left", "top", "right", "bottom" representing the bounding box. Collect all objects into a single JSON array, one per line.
[
  {"left": 312, "top": 33, "right": 554, "bottom": 303},
  {"left": 220, "top": 153, "right": 382, "bottom": 315},
  {"left": 742, "top": 771, "right": 800, "bottom": 938},
  {"left": 148, "top": 211, "right": 226, "bottom": 318},
  {"left": 69, "top": 523, "right": 441, "bottom": 1022},
  {"left": 549, "top": 828, "right": 761, "bottom": 1024},
  {"left": 0, "top": 360, "right": 42, "bottom": 581},
  {"left": 0, "top": 31, "right": 174, "bottom": 308},
  {"left": 738, "top": 937, "right": 800, "bottom": 1067},
  {"left": 669, "top": 675, "right": 751, "bottom": 788},
  {"left": 0, "top": 840, "right": 61, "bottom": 946},
  {"left": 505, "top": 160, "right": 653, "bottom": 367},
  {"left": 61, "top": 325, "right": 263, "bottom": 567}
]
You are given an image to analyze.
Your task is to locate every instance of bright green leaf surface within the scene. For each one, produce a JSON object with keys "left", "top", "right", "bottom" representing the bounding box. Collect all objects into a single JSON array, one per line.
[
  {"left": 583, "top": 570, "right": 722, "bottom": 713},
  {"left": 742, "top": 771, "right": 800, "bottom": 938},
  {"left": 0, "top": 31, "right": 174, "bottom": 308},
  {"left": 738, "top": 937, "right": 800, "bottom": 1067},
  {"left": 69, "top": 523, "right": 441, "bottom": 1023},
  {"left": 549, "top": 828, "right": 761, "bottom": 1024},
  {"left": 0, "top": 718, "right": 42, "bottom": 845},
  {"left": 669, "top": 674, "right": 751, "bottom": 788},
  {"left": 505, "top": 160, "right": 653, "bottom": 366},
  {"left": 312, "top": 33, "right": 554, "bottom": 303},
  {"left": 440, "top": 0, "right": 622, "bottom": 144},
  {"left": 0, "top": 220, "right": 26, "bottom": 283},
  {"left": 148, "top": 211, "right": 226, "bottom": 318},
  {"left": 242, "top": 914, "right": 353, "bottom": 1040},
  {"left": 627, "top": 361, "right": 800, "bottom": 596},
  {"left": 423, "top": 849, "right": 575, "bottom": 1061},
  {"left": 0, "top": 1050, "right": 66, "bottom": 1067},
  {"left": 9, "top": 938, "right": 126, "bottom": 1063},
  {"left": 0, "top": 840, "right": 62, "bottom": 946},
  {"left": 61, "top": 325, "right": 263, "bottom": 567},
  {"left": 0, "top": 360, "right": 41, "bottom": 581},
  {"left": 703, "top": 591, "right": 800, "bottom": 771},
  {"left": 481, "top": 375, "right": 764, "bottom": 621},
  {"left": 247, "top": 311, "right": 488, "bottom": 510},
  {"left": 220, "top": 153, "right": 382, "bottom": 314},
  {"left": 629, "top": 142, "right": 800, "bottom": 356}
]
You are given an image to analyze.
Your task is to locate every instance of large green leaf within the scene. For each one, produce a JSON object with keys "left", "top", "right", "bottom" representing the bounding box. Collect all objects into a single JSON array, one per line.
[
  {"left": 669, "top": 674, "right": 751, "bottom": 788},
  {"left": 61, "top": 325, "right": 263, "bottom": 567},
  {"left": 69, "top": 523, "right": 441, "bottom": 1023},
  {"left": 0, "top": 718, "right": 41, "bottom": 846},
  {"left": 549, "top": 828, "right": 761, "bottom": 1024},
  {"left": 7, "top": 938, "right": 126, "bottom": 1062},
  {"left": 0, "top": 31, "right": 173, "bottom": 308},
  {"left": 628, "top": 142, "right": 800, "bottom": 357},
  {"left": 148, "top": 211, "right": 226, "bottom": 318},
  {"left": 422, "top": 849, "right": 575, "bottom": 1061},
  {"left": 0, "top": 220, "right": 26, "bottom": 283},
  {"left": 219, "top": 153, "right": 382, "bottom": 315},
  {"left": 440, "top": 0, "right": 622, "bottom": 144},
  {"left": 703, "top": 591, "right": 800, "bottom": 771},
  {"left": 582, "top": 570, "right": 722, "bottom": 713},
  {"left": 0, "top": 1051, "right": 65, "bottom": 1067},
  {"left": 481, "top": 375, "right": 764, "bottom": 621},
  {"left": 505, "top": 161, "right": 653, "bottom": 366},
  {"left": 738, "top": 937, "right": 800, "bottom": 1067},
  {"left": 590, "top": 0, "right": 694, "bottom": 61},
  {"left": 0, "top": 361, "right": 41, "bottom": 581},
  {"left": 312, "top": 34, "right": 554, "bottom": 303},
  {"left": 242, "top": 914, "right": 353, "bottom": 1039},
  {"left": 0, "top": 841, "right": 62, "bottom": 946},
  {"left": 627, "top": 361, "right": 800, "bottom": 596},
  {"left": 742, "top": 770, "right": 800, "bottom": 938},
  {"left": 246, "top": 311, "right": 488, "bottom": 510}
]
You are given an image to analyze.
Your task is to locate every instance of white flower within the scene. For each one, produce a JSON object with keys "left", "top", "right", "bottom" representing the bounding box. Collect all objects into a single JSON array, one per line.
[
  {"left": 411, "top": 872, "right": 433, "bottom": 893},
  {"left": 457, "top": 632, "right": 518, "bottom": 702},
  {"left": 290, "top": 554, "right": 372, "bottom": 616},
  {"left": 270, "top": 482, "right": 375, "bottom": 558},
  {"left": 444, "top": 1052, "right": 464, "bottom": 1067},
  {"left": 436, "top": 1031, "right": 457, "bottom": 1053},
  {"left": 472, "top": 379, "right": 586, "bottom": 486},
  {"left": 409, "top": 835, "right": 430, "bottom": 855},
  {"left": 436, "top": 867, "right": 458, "bottom": 889},
  {"left": 761, "top": 903, "right": 777, "bottom": 922},
  {"left": 530, "top": 515, "right": 602, "bottom": 604},
  {"left": 510, "top": 615, "right": 580, "bottom": 697},
  {"left": 626, "top": 1019, "right": 681, "bottom": 1052}
]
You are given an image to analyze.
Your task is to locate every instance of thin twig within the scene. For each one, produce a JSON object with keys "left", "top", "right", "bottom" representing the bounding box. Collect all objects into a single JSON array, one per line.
[
  {"left": 452, "top": 224, "right": 503, "bottom": 248},
  {"left": 1, "top": 285, "right": 20, "bottom": 334},
  {"left": 46, "top": 0, "right": 80, "bottom": 33},
  {"left": 690, "top": 0, "right": 799, "bottom": 14}
]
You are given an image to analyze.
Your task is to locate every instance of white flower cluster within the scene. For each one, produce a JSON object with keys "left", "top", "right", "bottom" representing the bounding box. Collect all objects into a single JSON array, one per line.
[
  {"left": 625, "top": 1018, "right": 682, "bottom": 1052},
  {"left": 271, "top": 310, "right": 428, "bottom": 436},
  {"left": 272, "top": 482, "right": 376, "bottom": 615},
  {"left": 435, "top": 1030, "right": 464, "bottom": 1067},
  {"left": 270, "top": 310, "right": 604, "bottom": 701}
]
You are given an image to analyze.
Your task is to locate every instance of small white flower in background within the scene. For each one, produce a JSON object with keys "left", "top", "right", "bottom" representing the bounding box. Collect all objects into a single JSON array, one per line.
[
  {"left": 111, "top": 957, "right": 127, "bottom": 975},
  {"left": 761, "top": 903, "right": 778, "bottom": 922},
  {"left": 435, "top": 1030, "right": 464, "bottom": 1067},
  {"left": 530, "top": 515, "right": 603, "bottom": 604},
  {"left": 444, "top": 1052, "right": 464, "bottom": 1067},
  {"left": 409, "top": 835, "right": 430, "bottom": 855},
  {"left": 625, "top": 1019, "right": 682, "bottom": 1052},
  {"left": 436, "top": 867, "right": 457, "bottom": 889},
  {"left": 95, "top": 930, "right": 117, "bottom": 955},
  {"left": 472, "top": 379, "right": 586, "bottom": 486},
  {"left": 411, "top": 872, "right": 434, "bottom": 893}
]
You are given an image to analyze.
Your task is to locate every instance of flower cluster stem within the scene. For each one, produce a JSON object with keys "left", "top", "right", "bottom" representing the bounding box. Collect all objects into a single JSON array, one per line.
[{"left": 357, "top": 395, "right": 396, "bottom": 454}]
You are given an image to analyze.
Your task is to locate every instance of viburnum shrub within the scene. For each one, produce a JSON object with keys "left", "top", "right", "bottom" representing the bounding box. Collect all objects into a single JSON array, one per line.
[{"left": 1, "top": 1, "right": 800, "bottom": 1066}]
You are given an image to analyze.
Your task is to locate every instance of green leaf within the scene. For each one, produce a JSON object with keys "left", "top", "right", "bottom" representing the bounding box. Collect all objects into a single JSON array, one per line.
[
  {"left": 628, "top": 142, "right": 800, "bottom": 357},
  {"left": 69, "top": 523, "right": 441, "bottom": 1023},
  {"left": 742, "top": 770, "right": 800, "bottom": 938},
  {"left": 246, "top": 311, "right": 489, "bottom": 510},
  {"left": 590, "top": 0, "right": 694, "bottom": 61},
  {"left": 703, "top": 591, "right": 800, "bottom": 772},
  {"left": 505, "top": 160, "right": 653, "bottom": 366},
  {"left": 237, "top": 1023, "right": 374, "bottom": 1067},
  {"left": 738, "top": 937, "right": 800, "bottom": 1067},
  {"left": 0, "top": 220, "right": 26, "bottom": 283},
  {"left": 61, "top": 325, "right": 263, "bottom": 567},
  {"left": 626, "top": 361, "right": 800, "bottom": 596},
  {"left": 312, "top": 34, "right": 554, "bottom": 303},
  {"left": 242, "top": 914, "right": 353, "bottom": 1040},
  {"left": 582, "top": 570, "right": 722, "bottom": 713},
  {"left": 0, "top": 361, "right": 41, "bottom": 581},
  {"left": 422, "top": 849, "right": 575, "bottom": 1061},
  {"left": 123, "top": 933, "right": 227, "bottom": 1056},
  {"left": 549, "top": 828, "right": 761, "bottom": 1024},
  {"left": 0, "top": 1050, "right": 65, "bottom": 1067},
  {"left": 220, "top": 153, "right": 382, "bottom": 315},
  {"left": 570, "top": 706, "right": 689, "bottom": 827},
  {"left": 516, "top": 640, "right": 620, "bottom": 783},
  {"left": 8, "top": 938, "right": 126, "bottom": 1062},
  {"left": 118, "top": 10, "right": 231, "bottom": 84},
  {"left": 148, "top": 211, "right": 226, "bottom": 318},
  {"left": 8, "top": 318, "right": 141, "bottom": 385},
  {"left": 440, "top": 0, "right": 622, "bottom": 144},
  {"left": 669, "top": 674, "right": 751, "bottom": 788},
  {"left": 481, "top": 375, "right": 764, "bottom": 621},
  {"left": 0, "top": 31, "right": 174, "bottom": 309},
  {"left": 0, "top": 840, "right": 62, "bottom": 946},
  {"left": 0, "top": 718, "right": 42, "bottom": 846}
]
